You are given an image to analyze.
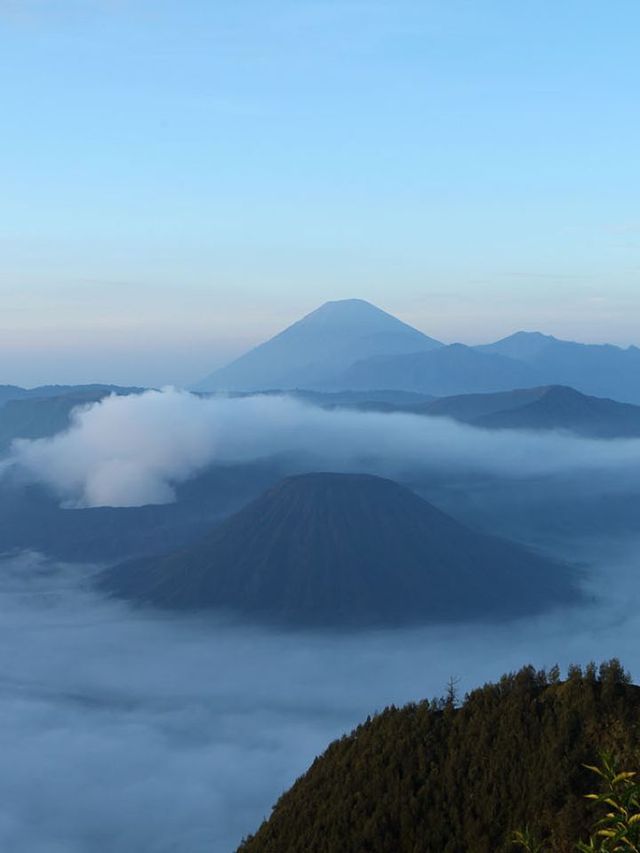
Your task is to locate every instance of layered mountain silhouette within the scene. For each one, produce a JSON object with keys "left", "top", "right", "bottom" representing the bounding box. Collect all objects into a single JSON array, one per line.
[
  {"left": 195, "top": 301, "right": 640, "bottom": 402},
  {"left": 98, "top": 472, "right": 577, "bottom": 627},
  {"left": 0, "top": 385, "right": 144, "bottom": 453},
  {"left": 335, "top": 337, "right": 640, "bottom": 402},
  {"left": 0, "top": 383, "right": 138, "bottom": 408},
  {"left": 415, "top": 385, "right": 640, "bottom": 438},
  {"left": 335, "top": 343, "right": 539, "bottom": 396},
  {"left": 478, "top": 331, "right": 640, "bottom": 403},
  {"left": 196, "top": 299, "right": 441, "bottom": 391},
  {"left": 220, "top": 386, "right": 640, "bottom": 438}
]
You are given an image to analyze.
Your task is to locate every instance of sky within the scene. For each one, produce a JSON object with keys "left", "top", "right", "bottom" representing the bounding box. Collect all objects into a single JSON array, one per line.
[{"left": 2, "top": 0, "right": 639, "bottom": 386}]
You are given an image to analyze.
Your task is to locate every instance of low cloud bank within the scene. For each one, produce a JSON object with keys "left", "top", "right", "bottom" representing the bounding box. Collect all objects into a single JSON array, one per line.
[
  {"left": 6, "top": 388, "right": 640, "bottom": 507},
  {"left": 0, "top": 543, "right": 638, "bottom": 851}
]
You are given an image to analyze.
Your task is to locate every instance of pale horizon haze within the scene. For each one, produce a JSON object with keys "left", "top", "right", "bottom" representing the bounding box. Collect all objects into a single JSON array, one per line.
[{"left": 2, "top": 1, "right": 639, "bottom": 386}]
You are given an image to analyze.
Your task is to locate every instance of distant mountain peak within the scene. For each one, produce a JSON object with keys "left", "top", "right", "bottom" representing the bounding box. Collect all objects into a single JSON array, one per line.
[
  {"left": 196, "top": 299, "right": 442, "bottom": 392},
  {"left": 509, "top": 330, "right": 556, "bottom": 340},
  {"left": 292, "top": 298, "right": 422, "bottom": 331},
  {"left": 312, "top": 298, "right": 377, "bottom": 311}
]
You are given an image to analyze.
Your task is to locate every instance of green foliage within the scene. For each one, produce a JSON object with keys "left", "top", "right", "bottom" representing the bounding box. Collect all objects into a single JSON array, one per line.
[
  {"left": 512, "top": 827, "right": 546, "bottom": 852},
  {"left": 239, "top": 660, "right": 639, "bottom": 853},
  {"left": 513, "top": 754, "right": 640, "bottom": 852},
  {"left": 576, "top": 755, "right": 640, "bottom": 852}
]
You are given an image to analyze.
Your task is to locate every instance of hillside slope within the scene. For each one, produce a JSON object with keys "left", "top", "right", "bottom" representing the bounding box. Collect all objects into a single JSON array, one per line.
[
  {"left": 240, "top": 662, "right": 640, "bottom": 853},
  {"left": 98, "top": 472, "right": 578, "bottom": 627}
]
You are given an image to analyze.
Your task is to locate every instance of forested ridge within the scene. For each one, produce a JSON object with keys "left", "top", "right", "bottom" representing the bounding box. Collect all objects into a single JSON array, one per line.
[{"left": 239, "top": 661, "right": 640, "bottom": 853}]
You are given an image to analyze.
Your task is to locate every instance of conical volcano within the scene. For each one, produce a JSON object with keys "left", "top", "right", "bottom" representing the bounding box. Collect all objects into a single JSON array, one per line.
[
  {"left": 99, "top": 473, "right": 578, "bottom": 627},
  {"left": 196, "top": 299, "right": 441, "bottom": 392}
]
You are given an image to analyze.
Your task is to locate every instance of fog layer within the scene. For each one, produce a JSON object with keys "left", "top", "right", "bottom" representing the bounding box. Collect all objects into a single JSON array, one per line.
[
  {"left": 0, "top": 543, "right": 638, "bottom": 852},
  {"left": 6, "top": 389, "right": 640, "bottom": 507}
]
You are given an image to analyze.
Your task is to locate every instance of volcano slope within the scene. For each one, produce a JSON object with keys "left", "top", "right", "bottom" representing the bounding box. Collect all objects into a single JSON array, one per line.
[{"left": 98, "top": 473, "right": 579, "bottom": 628}]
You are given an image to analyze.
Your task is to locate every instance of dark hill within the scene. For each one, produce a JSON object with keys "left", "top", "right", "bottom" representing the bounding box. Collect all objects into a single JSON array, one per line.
[
  {"left": 98, "top": 473, "right": 578, "bottom": 627},
  {"left": 477, "top": 385, "right": 640, "bottom": 436},
  {"left": 239, "top": 662, "right": 640, "bottom": 853},
  {"left": 417, "top": 385, "right": 640, "bottom": 438},
  {"left": 418, "top": 386, "right": 548, "bottom": 421}
]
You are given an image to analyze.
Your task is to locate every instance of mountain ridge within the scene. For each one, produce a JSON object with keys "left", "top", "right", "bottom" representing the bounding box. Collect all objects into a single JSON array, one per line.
[
  {"left": 477, "top": 331, "right": 640, "bottom": 402},
  {"left": 413, "top": 384, "right": 640, "bottom": 438},
  {"left": 335, "top": 343, "right": 540, "bottom": 395},
  {"left": 195, "top": 301, "right": 640, "bottom": 401}
]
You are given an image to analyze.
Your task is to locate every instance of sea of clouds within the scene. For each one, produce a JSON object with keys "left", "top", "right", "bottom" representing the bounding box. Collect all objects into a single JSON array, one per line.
[
  {"left": 0, "top": 539, "right": 638, "bottom": 852},
  {"left": 2, "top": 388, "right": 640, "bottom": 850}
]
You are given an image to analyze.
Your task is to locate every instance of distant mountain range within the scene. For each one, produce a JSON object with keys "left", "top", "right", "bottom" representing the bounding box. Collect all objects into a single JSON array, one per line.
[
  {"left": 0, "top": 385, "right": 144, "bottom": 453},
  {"left": 207, "top": 385, "right": 640, "bottom": 440},
  {"left": 196, "top": 299, "right": 640, "bottom": 403},
  {"left": 405, "top": 385, "right": 640, "bottom": 439},
  {"left": 338, "top": 342, "right": 539, "bottom": 396},
  {"left": 98, "top": 472, "right": 577, "bottom": 627},
  {"left": 480, "top": 331, "right": 640, "bottom": 403},
  {"left": 2, "top": 380, "right": 637, "bottom": 461},
  {"left": 0, "top": 383, "right": 141, "bottom": 407}
]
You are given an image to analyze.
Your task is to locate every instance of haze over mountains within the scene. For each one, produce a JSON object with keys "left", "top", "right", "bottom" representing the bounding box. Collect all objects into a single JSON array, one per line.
[
  {"left": 480, "top": 331, "right": 640, "bottom": 403},
  {"left": 339, "top": 342, "right": 540, "bottom": 396},
  {"left": 2, "top": 299, "right": 638, "bottom": 454},
  {"left": 197, "top": 299, "right": 442, "bottom": 392},
  {"left": 99, "top": 473, "right": 577, "bottom": 627},
  {"left": 0, "top": 385, "right": 143, "bottom": 452},
  {"left": 197, "top": 299, "right": 640, "bottom": 404},
  {"left": 1, "top": 298, "right": 639, "bottom": 852},
  {"left": 0, "top": 303, "right": 636, "bottom": 648},
  {"left": 409, "top": 385, "right": 640, "bottom": 439}
]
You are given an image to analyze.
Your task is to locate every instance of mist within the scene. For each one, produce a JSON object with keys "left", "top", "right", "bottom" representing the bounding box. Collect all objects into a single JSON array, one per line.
[
  {"left": 0, "top": 539, "right": 638, "bottom": 852},
  {"left": 3, "top": 386, "right": 640, "bottom": 850},
  {"left": 6, "top": 388, "right": 640, "bottom": 507}
]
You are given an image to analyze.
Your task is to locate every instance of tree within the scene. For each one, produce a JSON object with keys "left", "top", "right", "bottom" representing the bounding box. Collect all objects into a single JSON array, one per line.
[{"left": 445, "top": 675, "right": 460, "bottom": 708}]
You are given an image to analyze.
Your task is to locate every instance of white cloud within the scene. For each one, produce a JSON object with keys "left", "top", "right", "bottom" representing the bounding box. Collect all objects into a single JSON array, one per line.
[{"left": 6, "top": 388, "right": 640, "bottom": 507}]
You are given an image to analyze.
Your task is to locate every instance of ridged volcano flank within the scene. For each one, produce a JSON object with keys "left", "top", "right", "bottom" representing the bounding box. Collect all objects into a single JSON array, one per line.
[{"left": 99, "top": 473, "right": 577, "bottom": 627}]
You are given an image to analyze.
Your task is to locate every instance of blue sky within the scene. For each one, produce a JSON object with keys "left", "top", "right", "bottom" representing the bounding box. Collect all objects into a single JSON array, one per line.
[{"left": 1, "top": 0, "right": 639, "bottom": 386}]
